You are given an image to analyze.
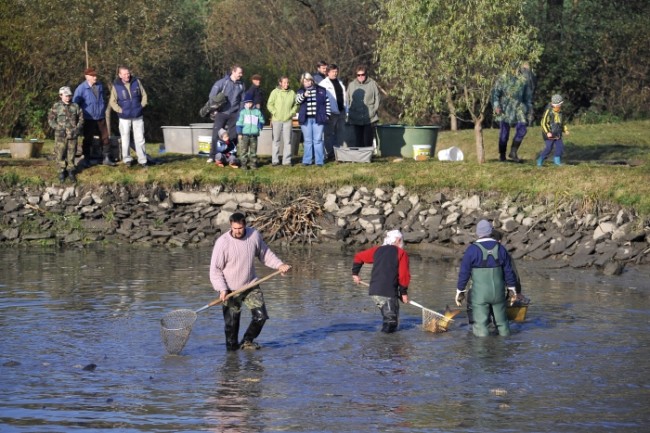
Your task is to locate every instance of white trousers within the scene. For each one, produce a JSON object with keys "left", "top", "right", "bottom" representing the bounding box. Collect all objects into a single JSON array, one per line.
[{"left": 119, "top": 116, "right": 147, "bottom": 164}]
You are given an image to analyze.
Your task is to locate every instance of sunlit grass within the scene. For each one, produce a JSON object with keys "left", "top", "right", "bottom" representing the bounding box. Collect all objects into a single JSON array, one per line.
[{"left": 1, "top": 120, "right": 649, "bottom": 215}]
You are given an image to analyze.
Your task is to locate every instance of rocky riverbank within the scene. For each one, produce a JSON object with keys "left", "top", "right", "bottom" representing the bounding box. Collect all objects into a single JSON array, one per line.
[{"left": 1, "top": 184, "right": 648, "bottom": 275}]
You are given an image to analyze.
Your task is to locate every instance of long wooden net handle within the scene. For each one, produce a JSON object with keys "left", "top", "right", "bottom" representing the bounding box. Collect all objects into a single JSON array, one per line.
[{"left": 196, "top": 269, "right": 284, "bottom": 313}]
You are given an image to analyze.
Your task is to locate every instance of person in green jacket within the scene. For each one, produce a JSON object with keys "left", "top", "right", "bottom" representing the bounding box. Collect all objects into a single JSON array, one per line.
[
  {"left": 236, "top": 93, "right": 265, "bottom": 170},
  {"left": 491, "top": 63, "right": 533, "bottom": 162},
  {"left": 267, "top": 76, "right": 297, "bottom": 166}
]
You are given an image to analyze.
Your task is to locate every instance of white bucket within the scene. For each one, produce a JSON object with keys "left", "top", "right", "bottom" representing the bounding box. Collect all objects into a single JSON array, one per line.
[
  {"left": 412, "top": 144, "right": 431, "bottom": 161},
  {"left": 437, "top": 146, "right": 464, "bottom": 161},
  {"left": 197, "top": 135, "right": 212, "bottom": 154}
]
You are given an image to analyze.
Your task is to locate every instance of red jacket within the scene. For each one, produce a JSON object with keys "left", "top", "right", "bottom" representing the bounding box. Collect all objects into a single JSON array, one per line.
[{"left": 352, "top": 245, "right": 410, "bottom": 297}]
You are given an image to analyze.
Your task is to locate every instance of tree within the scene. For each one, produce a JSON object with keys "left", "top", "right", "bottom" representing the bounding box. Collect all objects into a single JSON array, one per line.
[
  {"left": 0, "top": 0, "right": 207, "bottom": 139},
  {"left": 525, "top": 0, "right": 650, "bottom": 122},
  {"left": 376, "top": 0, "right": 542, "bottom": 162}
]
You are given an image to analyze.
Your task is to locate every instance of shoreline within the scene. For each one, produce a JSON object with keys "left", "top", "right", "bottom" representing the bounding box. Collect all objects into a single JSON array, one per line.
[{"left": 1, "top": 184, "right": 648, "bottom": 275}]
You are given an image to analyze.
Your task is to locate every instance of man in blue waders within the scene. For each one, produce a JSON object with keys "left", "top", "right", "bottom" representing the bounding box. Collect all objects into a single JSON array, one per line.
[{"left": 455, "top": 220, "right": 518, "bottom": 336}]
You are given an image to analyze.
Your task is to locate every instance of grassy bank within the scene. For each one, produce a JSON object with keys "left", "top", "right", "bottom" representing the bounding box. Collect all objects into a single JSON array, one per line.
[{"left": 1, "top": 120, "right": 649, "bottom": 215}]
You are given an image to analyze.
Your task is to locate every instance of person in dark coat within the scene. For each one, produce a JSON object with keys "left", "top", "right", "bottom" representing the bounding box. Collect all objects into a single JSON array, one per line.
[
  {"left": 352, "top": 230, "right": 411, "bottom": 333},
  {"left": 246, "top": 74, "right": 264, "bottom": 110}
]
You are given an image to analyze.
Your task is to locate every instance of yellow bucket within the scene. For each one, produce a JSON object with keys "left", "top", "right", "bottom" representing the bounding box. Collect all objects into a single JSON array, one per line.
[
  {"left": 507, "top": 305, "right": 528, "bottom": 322},
  {"left": 412, "top": 144, "right": 431, "bottom": 161}
]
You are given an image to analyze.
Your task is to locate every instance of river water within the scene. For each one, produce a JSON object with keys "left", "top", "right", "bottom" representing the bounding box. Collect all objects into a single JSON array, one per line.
[{"left": 1, "top": 245, "right": 649, "bottom": 433}]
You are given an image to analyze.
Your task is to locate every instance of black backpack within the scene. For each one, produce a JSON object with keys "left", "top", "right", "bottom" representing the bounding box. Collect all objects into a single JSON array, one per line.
[{"left": 199, "top": 92, "right": 227, "bottom": 120}]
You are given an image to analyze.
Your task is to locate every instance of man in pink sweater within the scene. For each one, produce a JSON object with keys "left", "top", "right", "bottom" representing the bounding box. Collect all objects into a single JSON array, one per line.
[{"left": 210, "top": 212, "right": 292, "bottom": 350}]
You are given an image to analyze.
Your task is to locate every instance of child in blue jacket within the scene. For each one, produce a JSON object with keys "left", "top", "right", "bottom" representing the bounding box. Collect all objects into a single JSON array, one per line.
[
  {"left": 236, "top": 93, "right": 265, "bottom": 170},
  {"left": 211, "top": 128, "right": 239, "bottom": 168}
]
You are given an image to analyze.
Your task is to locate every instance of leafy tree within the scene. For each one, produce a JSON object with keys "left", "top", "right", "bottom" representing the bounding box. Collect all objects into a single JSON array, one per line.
[
  {"left": 0, "top": 0, "right": 207, "bottom": 139},
  {"left": 376, "top": 0, "right": 542, "bottom": 163},
  {"left": 526, "top": 0, "right": 650, "bottom": 122}
]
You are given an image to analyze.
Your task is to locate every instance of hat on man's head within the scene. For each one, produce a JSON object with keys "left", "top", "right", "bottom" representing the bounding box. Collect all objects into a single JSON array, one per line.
[
  {"left": 251, "top": 74, "right": 262, "bottom": 81},
  {"left": 59, "top": 86, "right": 72, "bottom": 96},
  {"left": 383, "top": 229, "right": 403, "bottom": 246},
  {"left": 218, "top": 128, "right": 228, "bottom": 140},
  {"left": 551, "top": 94, "right": 564, "bottom": 105},
  {"left": 476, "top": 219, "right": 493, "bottom": 238},
  {"left": 84, "top": 67, "right": 97, "bottom": 76},
  {"left": 243, "top": 93, "right": 254, "bottom": 104}
]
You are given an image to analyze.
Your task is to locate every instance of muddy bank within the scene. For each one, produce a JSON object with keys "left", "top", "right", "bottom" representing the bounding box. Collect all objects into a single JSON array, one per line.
[{"left": 1, "top": 184, "right": 648, "bottom": 274}]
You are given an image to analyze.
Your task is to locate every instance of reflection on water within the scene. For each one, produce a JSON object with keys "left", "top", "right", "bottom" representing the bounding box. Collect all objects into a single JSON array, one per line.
[{"left": 1, "top": 245, "right": 649, "bottom": 432}]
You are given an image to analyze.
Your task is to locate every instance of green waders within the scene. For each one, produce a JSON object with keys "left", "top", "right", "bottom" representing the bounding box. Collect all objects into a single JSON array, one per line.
[{"left": 470, "top": 243, "right": 510, "bottom": 337}]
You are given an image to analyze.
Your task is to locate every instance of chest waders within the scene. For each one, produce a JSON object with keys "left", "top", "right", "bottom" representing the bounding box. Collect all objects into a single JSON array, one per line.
[{"left": 470, "top": 243, "right": 511, "bottom": 337}]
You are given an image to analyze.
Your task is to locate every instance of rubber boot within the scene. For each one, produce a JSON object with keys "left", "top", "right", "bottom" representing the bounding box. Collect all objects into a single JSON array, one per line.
[
  {"left": 498, "top": 140, "right": 507, "bottom": 162},
  {"left": 241, "top": 305, "right": 268, "bottom": 348},
  {"left": 536, "top": 156, "right": 543, "bottom": 167},
  {"left": 223, "top": 306, "right": 241, "bottom": 351},
  {"left": 509, "top": 140, "right": 522, "bottom": 163},
  {"left": 58, "top": 171, "right": 66, "bottom": 183},
  {"left": 67, "top": 169, "right": 77, "bottom": 183},
  {"left": 380, "top": 298, "right": 400, "bottom": 333},
  {"left": 553, "top": 156, "right": 562, "bottom": 166},
  {"left": 471, "top": 303, "right": 491, "bottom": 337},
  {"left": 491, "top": 302, "right": 511, "bottom": 337}
]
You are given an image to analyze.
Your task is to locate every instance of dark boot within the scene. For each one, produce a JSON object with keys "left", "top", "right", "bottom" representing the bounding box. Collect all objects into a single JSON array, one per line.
[
  {"left": 58, "top": 171, "right": 66, "bottom": 183},
  {"left": 498, "top": 141, "right": 507, "bottom": 162},
  {"left": 67, "top": 169, "right": 77, "bottom": 183},
  {"left": 241, "top": 305, "right": 269, "bottom": 348},
  {"left": 509, "top": 140, "right": 523, "bottom": 163},
  {"left": 223, "top": 306, "right": 241, "bottom": 351},
  {"left": 380, "top": 298, "right": 400, "bottom": 333}
]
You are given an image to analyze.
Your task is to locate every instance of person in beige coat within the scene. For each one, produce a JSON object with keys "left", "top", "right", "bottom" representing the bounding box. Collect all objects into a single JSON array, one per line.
[{"left": 346, "top": 65, "right": 380, "bottom": 148}]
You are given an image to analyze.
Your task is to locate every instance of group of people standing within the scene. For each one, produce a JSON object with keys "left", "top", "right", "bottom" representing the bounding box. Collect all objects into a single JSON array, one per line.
[
  {"left": 491, "top": 61, "right": 569, "bottom": 166},
  {"left": 48, "top": 65, "right": 153, "bottom": 182},
  {"left": 209, "top": 211, "right": 522, "bottom": 352},
  {"left": 205, "top": 61, "right": 381, "bottom": 169}
]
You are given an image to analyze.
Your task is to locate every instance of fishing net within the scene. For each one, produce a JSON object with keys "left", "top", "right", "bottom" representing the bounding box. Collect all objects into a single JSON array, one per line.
[
  {"left": 421, "top": 308, "right": 455, "bottom": 333},
  {"left": 160, "top": 309, "right": 198, "bottom": 355}
]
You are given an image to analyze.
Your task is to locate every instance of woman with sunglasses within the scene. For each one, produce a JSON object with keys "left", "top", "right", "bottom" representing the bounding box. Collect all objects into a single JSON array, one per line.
[{"left": 347, "top": 65, "right": 381, "bottom": 148}]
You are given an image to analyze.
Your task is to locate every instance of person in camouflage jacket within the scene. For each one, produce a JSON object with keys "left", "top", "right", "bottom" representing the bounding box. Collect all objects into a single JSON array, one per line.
[
  {"left": 48, "top": 86, "right": 84, "bottom": 182},
  {"left": 491, "top": 64, "right": 533, "bottom": 162}
]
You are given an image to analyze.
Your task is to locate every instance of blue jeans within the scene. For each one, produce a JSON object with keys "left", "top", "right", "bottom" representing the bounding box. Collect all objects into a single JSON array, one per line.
[
  {"left": 301, "top": 118, "right": 325, "bottom": 165},
  {"left": 539, "top": 138, "right": 564, "bottom": 160}
]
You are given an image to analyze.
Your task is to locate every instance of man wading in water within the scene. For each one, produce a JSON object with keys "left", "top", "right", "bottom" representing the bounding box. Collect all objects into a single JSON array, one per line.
[
  {"left": 352, "top": 230, "right": 411, "bottom": 333},
  {"left": 209, "top": 212, "right": 291, "bottom": 350},
  {"left": 455, "top": 220, "right": 518, "bottom": 337}
]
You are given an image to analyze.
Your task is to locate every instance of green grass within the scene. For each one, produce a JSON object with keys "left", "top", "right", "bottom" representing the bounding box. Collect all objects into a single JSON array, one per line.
[{"left": 1, "top": 120, "right": 649, "bottom": 215}]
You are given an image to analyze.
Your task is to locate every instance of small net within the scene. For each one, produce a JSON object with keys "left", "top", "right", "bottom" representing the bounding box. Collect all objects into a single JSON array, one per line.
[
  {"left": 421, "top": 308, "right": 455, "bottom": 333},
  {"left": 160, "top": 309, "right": 198, "bottom": 355}
]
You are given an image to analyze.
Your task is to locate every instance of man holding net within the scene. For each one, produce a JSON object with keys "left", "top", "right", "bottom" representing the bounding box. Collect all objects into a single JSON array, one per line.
[
  {"left": 209, "top": 212, "right": 292, "bottom": 350},
  {"left": 352, "top": 230, "right": 411, "bottom": 333}
]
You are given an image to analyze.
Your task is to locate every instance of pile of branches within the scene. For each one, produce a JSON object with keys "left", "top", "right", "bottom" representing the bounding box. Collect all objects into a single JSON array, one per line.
[{"left": 252, "top": 197, "right": 323, "bottom": 244}]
